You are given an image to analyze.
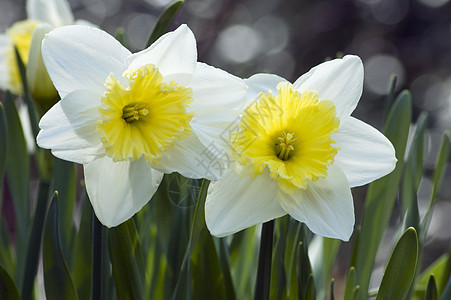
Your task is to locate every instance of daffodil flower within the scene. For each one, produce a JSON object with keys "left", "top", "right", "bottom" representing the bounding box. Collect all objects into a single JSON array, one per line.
[
  {"left": 37, "top": 24, "right": 247, "bottom": 227},
  {"left": 0, "top": 0, "right": 87, "bottom": 103},
  {"left": 205, "top": 55, "right": 397, "bottom": 241}
]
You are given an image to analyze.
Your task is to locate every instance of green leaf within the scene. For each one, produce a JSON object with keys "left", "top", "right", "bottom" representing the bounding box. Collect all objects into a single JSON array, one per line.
[
  {"left": 191, "top": 231, "right": 228, "bottom": 300},
  {"left": 0, "top": 264, "right": 19, "bottom": 300},
  {"left": 217, "top": 238, "right": 237, "bottom": 300},
  {"left": 415, "top": 254, "right": 449, "bottom": 298},
  {"left": 384, "top": 75, "right": 397, "bottom": 118},
  {"left": 173, "top": 179, "right": 230, "bottom": 300},
  {"left": 401, "top": 112, "right": 427, "bottom": 229},
  {"left": 13, "top": 46, "right": 39, "bottom": 138},
  {"left": 146, "top": 0, "right": 184, "bottom": 48},
  {"left": 43, "top": 192, "right": 78, "bottom": 300},
  {"left": 298, "top": 226, "right": 315, "bottom": 300},
  {"left": 284, "top": 217, "right": 301, "bottom": 299},
  {"left": 71, "top": 191, "right": 93, "bottom": 300},
  {"left": 270, "top": 217, "right": 288, "bottom": 300},
  {"left": 229, "top": 227, "right": 258, "bottom": 299},
  {"left": 330, "top": 279, "right": 335, "bottom": 300},
  {"left": 4, "top": 91, "right": 30, "bottom": 268},
  {"left": 309, "top": 236, "right": 340, "bottom": 299},
  {"left": 52, "top": 158, "right": 76, "bottom": 263},
  {"left": 441, "top": 273, "right": 451, "bottom": 300},
  {"left": 114, "top": 27, "right": 127, "bottom": 48},
  {"left": 376, "top": 227, "right": 418, "bottom": 300},
  {"left": 421, "top": 131, "right": 450, "bottom": 240},
  {"left": 21, "top": 181, "right": 50, "bottom": 300},
  {"left": 108, "top": 219, "right": 145, "bottom": 300},
  {"left": 355, "top": 91, "right": 412, "bottom": 299},
  {"left": 0, "top": 219, "right": 14, "bottom": 276},
  {"left": 0, "top": 102, "right": 7, "bottom": 182},
  {"left": 425, "top": 275, "right": 438, "bottom": 300},
  {"left": 344, "top": 267, "right": 357, "bottom": 300}
]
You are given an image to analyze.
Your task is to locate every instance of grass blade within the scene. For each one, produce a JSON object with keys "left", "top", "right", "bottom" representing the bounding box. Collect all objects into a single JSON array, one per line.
[
  {"left": 375, "top": 227, "right": 418, "bottom": 300},
  {"left": 43, "top": 192, "right": 78, "bottom": 300}
]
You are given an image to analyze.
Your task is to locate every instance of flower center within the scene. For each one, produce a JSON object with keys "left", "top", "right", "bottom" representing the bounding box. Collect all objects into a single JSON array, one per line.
[
  {"left": 231, "top": 82, "right": 340, "bottom": 194},
  {"left": 122, "top": 103, "right": 149, "bottom": 123},
  {"left": 276, "top": 131, "right": 297, "bottom": 161},
  {"left": 97, "top": 64, "right": 193, "bottom": 164},
  {"left": 6, "top": 20, "right": 41, "bottom": 95}
]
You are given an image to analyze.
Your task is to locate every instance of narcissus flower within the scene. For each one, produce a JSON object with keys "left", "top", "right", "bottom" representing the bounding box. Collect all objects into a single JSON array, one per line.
[
  {"left": 0, "top": 0, "right": 87, "bottom": 104},
  {"left": 205, "top": 55, "right": 396, "bottom": 241},
  {"left": 37, "top": 25, "right": 246, "bottom": 227}
]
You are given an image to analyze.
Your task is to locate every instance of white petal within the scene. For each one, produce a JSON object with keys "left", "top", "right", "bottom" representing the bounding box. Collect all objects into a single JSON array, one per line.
[
  {"left": 205, "top": 169, "right": 285, "bottom": 237},
  {"left": 188, "top": 62, "right": 245, "bottom": 151},
  {"left": 0, "top": 34, "right": 10, "bottom": 91},
  {"left": 334, "top": 116, "right": 397, "bottom": 187},
  {"left": 27, "top": 0, "right": 74, "bottom": 27},
  {"left": 278, "top": 165, "right": 354, "bottom": 241},
  {"left": 245, "top": 73, "right": 288, "bottom": 102},
  {"left": 126, "top": 24, "right": 196, "bottom": 80},
  {"left": 154, "top": 133, "right": 228, "bottom": 181},
  {"left": 189, "top": 62, "right": 248, "bottom": 111},
  {"left": 18, "top": 105, "right": 36, "bottom": 154},
  {"left": 42, "top": 25, "right": 130, "bottom": 98},
  {"left": 84, "top": 157, "right": 164, "bottom": 227},
  {"left": 293, "top": 55, "right": 363, "bottom": 118},
  {"left": 191, "top": 105, "right": 239, "bottom": 154},
  {"left": 37, "top": 89, "right": 104, "bottom": 164}
]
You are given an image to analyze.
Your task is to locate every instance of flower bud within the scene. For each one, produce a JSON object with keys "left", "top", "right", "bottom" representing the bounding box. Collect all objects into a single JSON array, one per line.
[{"left": 26, "top": 23, "right": 58, "bottom": 112}]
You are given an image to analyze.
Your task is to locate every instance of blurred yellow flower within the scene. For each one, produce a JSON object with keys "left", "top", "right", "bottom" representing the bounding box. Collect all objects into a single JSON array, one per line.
[{"left": 0, "top": 0, "right": 89, "bottom": 107}]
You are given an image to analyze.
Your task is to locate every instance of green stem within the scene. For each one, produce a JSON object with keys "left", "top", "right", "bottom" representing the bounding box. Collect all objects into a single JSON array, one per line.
[
  {"left": 254, "top": 220, "right": 274, "bottom": 300},
  {"left": 91, "top": 213, "right": 104, "bottom": 300}
]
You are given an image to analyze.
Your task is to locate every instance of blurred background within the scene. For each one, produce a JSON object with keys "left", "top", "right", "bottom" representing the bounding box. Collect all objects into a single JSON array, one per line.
[{"left": 1, "top": 0, "right": 451, "bottom": 295}]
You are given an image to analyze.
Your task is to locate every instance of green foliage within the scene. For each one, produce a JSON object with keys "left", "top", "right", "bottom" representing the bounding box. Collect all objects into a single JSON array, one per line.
[
  {"left": 108, "top": 219, "right": 146, "bottom": 300},
  {"left": 0, "top": 264, "right": 19, "bottom": 300},
  {"left": 354, "top": 90, "right": 412, "bottom": 299},
  {"left": 146, "top": 0, "right": 184, "bottom": 48},
  {"left": 43, "top": 193, "right": 78, "bottom": 300},
  {"left": 0, "top": 1, "right": 449, "bottom": 299},
  {"left": 376, "top": 227, "right": 419, "bottom": 300}
]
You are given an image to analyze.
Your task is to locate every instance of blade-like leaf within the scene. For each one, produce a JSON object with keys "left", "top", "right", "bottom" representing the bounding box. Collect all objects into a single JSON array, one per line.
[
  {"left": 52, "top": 158, "right": 76, "bottom": 263},
  {"left": 71, "top": 191, "right": 92, "bottom": 300},
  {"left": 108, "top": 219, "right": 145, "bottom": 300},
  {"left": 4, "top": 92, "right": 30, "bottom": 280},
  {"left": 14, "top": 46, "right": 39, "bottom": 138},
  {"left": 376, "top": 227, "right": 418, "bottom": 300},
  {"left": 355, "top": 91, "right": 412, "bottom": 299},
  {"left": 191, "top": 230, "right": 228, "bottom": 300},
  {"left": 384, "top": 75, "right": 397, "bottom": 118},
  {"left": 0, "top": 264, "right": 19, "bottom": 300},
  {"left": 21, "top": 180, "right": 50, "bottom": 300},
  {"left": 146, "top": 1, "right": 184, "bottom": 48},
  {"left": 217, "top": 238, "right": 237, "bottom": 300},
  {"left": 344, "top": 267, "right": 357, "bottom": 300},
  {"left": 309, "top": 235, "right": 340, "bottom": 300},
  {"left": 0, "top": 102, "right": 7, "bottom": 182},
  {"left": 229, "top": 227, "right": 258, "bottom": 299},
  {"left": 421, "top": 132, "right": 450, "bottom": 240},
  {"left": 425, "top": 275, "right": 438, "bottom": 300},
  {"left": 43, "top": 192, "right": 78, "bottom": 300}
]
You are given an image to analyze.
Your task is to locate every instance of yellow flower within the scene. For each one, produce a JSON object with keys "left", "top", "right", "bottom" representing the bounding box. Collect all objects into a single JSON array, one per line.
[{"left": 0, "top": 0, "right": 85, "bottom": 105}]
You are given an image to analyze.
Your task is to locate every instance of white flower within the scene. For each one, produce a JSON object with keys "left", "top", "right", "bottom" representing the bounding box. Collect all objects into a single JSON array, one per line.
[
  {"left": 205, "top": 55, "right": 397, "bottom": 241},
  {"left": 0, "top": 0, "right": 87, "bottom": 100},
  {"left": 37, "top": 24, "right": 247, "bottom": 227}
]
